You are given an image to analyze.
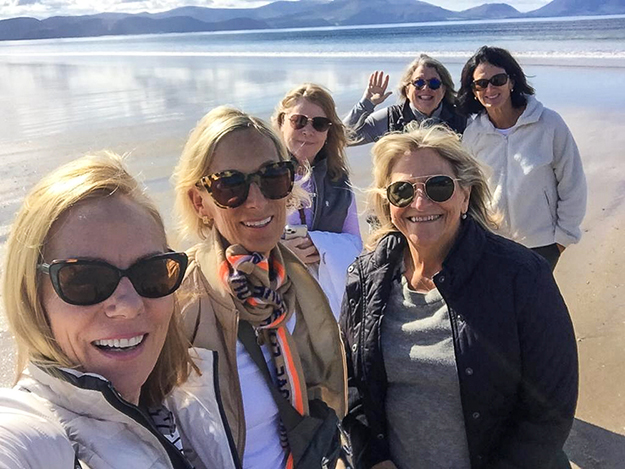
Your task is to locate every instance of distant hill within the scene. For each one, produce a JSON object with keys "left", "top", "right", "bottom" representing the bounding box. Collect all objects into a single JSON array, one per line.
[
  {"left": 1, "top": 0, "right": 624, "bottom": 42},
  {"left": 457, "top": 3, "right": 522, "bottom": 20},
  {"left": 529, "top": 0, "right": 625, "bottom": 16}
]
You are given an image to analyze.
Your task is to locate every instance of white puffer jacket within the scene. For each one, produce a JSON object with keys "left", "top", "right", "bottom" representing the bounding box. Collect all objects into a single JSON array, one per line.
[
  {"left": 0, "top": 348, "right": 238, "bottom": 469},
  {"left": 463, "top": 95, "right": 587, "bottom": 248}
]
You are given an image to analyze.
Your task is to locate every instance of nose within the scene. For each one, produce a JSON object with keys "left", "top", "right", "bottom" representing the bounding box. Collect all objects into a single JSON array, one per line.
[
  {"left": 410, "top": 185, "right": 432, "bottom": 210},
  {"left": 103, "top": 276, "right": 143, "bottom": 319},
  {"left": 244, "top": 181, "right": 268, "bottom": 208}
]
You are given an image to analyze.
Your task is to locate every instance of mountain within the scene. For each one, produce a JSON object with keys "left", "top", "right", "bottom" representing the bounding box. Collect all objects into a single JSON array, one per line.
[
  {"left": 529, "top": 0, "right": 625, "bottom": 16},
  {"left": 458, "top": 3, "right": 521, "bottom": 19},
  {"left": 1, "top": 0, "right": 624, "bottom": 42},
  {"left": 0, "top": 14, "right": 269, "bottom": 41}
]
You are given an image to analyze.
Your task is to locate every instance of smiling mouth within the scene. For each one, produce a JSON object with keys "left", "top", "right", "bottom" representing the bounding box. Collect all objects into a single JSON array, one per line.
[
  {"left": 93, "top": 334, "right": 146, "bottom": 352},
  {"left": 417, "top": 95, "right": 434, "bottom": 100},
  {"left": 242, "top": 216, "right": 272, "bottom": 228},
  {"left": 408, "top": 214, "right": 442, "bottom": 222}
]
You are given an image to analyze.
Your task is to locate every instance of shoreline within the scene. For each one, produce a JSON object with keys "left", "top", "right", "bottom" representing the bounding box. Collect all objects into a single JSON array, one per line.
[{"left": 0, "top": 56, "right": 623, "bottom": 466}]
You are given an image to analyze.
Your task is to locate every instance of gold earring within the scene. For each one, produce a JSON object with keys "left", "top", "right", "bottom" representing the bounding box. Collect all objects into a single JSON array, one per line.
[{"left": 202, "top": 216, "right": 211, "bottom": 225}]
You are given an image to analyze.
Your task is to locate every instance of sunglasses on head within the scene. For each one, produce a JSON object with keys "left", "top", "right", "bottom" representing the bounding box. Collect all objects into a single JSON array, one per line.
[
  {"left": 198, "top": 160, "right": 294, "bottom": 209},
  {"left": 38, "top": 251, "right": 188, "bottom": 306},
  {"left": 386, "top": 175, "right": 458, "bottom": 208},
  {"left": 412, "top": 77, "right": 442, "bottom": 90},
  {"left": 288, "top": 114, "right": 332, "bottom": 132},
  {"left": 472, "top": 73, "right": 509, "bottom": 91}
]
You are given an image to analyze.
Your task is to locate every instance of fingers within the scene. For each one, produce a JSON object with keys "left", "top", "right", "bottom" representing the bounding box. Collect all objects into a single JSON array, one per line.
[
  {"left": 281, "top": 237, "right": 320, "bottom": 264},
  {"left": 369, "top": 70, "right": 389, "bottom": 90}
]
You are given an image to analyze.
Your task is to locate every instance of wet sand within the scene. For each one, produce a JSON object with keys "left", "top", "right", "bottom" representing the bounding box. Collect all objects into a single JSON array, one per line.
[{"left": 0, "top": 55, "right": 624, "bottom": 466}]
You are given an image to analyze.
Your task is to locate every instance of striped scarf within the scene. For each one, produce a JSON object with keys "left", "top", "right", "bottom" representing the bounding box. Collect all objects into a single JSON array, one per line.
[{"left": 222, "top": 244, "right": 309, "bottom": 467}]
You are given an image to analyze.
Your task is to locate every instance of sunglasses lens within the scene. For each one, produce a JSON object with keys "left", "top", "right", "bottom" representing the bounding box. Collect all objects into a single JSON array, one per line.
[
  {"left": 56, "top": 264, "right": 119, "bottom": 306},
  {"left": 387, "top": 181, "right": 415, "bottom": 208},
  {"left": 425, "top": 176, "right": 455, "bottom": 202},
  {"left": 209, "top": 171, "right": 248, "bottom": 208},
  {"left": 311, "top": 117, "right": 332, "bottom": 132},
  {"left": 472, "top": 79, "right": 488, "bottom": 90},
  {"left": 428, "top": 78, "right": 442, "bottom": 90},
  {"left": 289, "top": 114, "right": 308, "bottom": 130},
  {"left": 129, "top": 255, "right": 186, "bottom": 299},
  {"left": 491, "top": 73, "right": 508, "bottom": 86},
  {"left": 414, "top": 78, "right": 426, "bottom": 89},
  {"left": 259, "top": 162, "right": 294, "bottom": 200}
]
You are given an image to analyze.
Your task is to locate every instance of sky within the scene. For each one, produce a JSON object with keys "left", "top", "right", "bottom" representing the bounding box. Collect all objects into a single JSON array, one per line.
[{"left": 0, "top": 0, "right": 553, "bottom": 20}]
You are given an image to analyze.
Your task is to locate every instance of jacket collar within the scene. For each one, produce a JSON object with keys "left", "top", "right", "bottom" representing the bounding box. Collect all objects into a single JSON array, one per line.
[
  {"left": 475, "top": 94, "right": 543, "bottom": 133},
  {"left": 374, "top": 216, "right": 486, "bottom": 294}
]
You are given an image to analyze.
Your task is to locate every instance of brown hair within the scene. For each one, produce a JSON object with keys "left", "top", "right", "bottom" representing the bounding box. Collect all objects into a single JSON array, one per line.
[{"left": 273, "top": 83, "right": 350, "bottom": 181}]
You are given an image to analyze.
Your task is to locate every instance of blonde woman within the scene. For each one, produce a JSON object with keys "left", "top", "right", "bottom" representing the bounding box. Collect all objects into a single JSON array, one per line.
[
  {"left": 274, "top": 83, "right": 362, "bottom": 317},
  {"left": 0, "top": 154, "right": 237, "bottom": 469},
  {"left": 340, "top": 125, "right": 577, "bottom": 469},
  {"left": 174, "top": 107, "right": 347, "bottom": 469}
]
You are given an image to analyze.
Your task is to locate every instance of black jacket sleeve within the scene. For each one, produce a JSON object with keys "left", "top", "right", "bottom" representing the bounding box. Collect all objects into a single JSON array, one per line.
[
  {"left": 339, "top": 268, "right": 391, "bottom": 468},
  {"left": 491, "top": 260, "right": 578, "bottom": 468}
]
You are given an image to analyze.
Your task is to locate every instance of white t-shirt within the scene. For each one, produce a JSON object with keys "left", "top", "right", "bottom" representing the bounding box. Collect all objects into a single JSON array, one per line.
[{"left": 237, "top": 315, "right": 296, "bottom": 469}]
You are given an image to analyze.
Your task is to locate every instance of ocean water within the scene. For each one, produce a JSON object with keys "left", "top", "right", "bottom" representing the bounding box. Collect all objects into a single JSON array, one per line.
[
  {"left": 1, "top": 14, "right": 625, "bottom": 62},
  {"left": 1, "top": 15, "right": 625, "bottom": 377}
]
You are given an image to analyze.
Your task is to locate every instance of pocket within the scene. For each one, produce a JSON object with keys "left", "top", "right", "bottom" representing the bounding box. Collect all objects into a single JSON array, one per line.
[{"left": 543, "top": 188, "right": 557, "bottom": 228}]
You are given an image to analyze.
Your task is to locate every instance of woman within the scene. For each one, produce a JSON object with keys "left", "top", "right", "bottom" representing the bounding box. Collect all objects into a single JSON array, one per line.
[
  {"left": 174, "top": 106, "right": 347, "bottom": 468},
  {"left": 340, "top": 125, "right": 578, "bottom": 469},
  {"left": 0, "top": 154, "right": 237, "bottom": 468},
  {"left": 344, "top": 54, "right": 467, "bottom": 145},
  {"left": 273, "top": 83, "right": 362, "bottom": 318},
  {"left": 458, "top": 46, "right": 587, "bottom": 270}
]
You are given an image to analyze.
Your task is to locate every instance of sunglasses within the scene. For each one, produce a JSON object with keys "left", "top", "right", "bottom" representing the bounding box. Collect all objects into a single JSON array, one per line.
[
  {"left": 38, "top": 251, "right": 188, "bottom": 306},
  {"left": 472, "top": 73, "right": 509, "bottom": 91},
  {"left": 386, "top": 175, "right": 458, "bottom": 208},
  {"left": 412, "top": 77, "right": 442, "bottom": 90},
  {"left": 198, "top": 160, "right": 294, "bottom": 209},
  {"left": 288, "top": 114, "right": 332, "bottom": 132}
]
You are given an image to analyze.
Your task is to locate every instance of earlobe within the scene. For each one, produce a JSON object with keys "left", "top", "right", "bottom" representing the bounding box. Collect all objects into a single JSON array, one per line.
[{"left": 188, "top": 187, "right": 209, "bottom": 218}]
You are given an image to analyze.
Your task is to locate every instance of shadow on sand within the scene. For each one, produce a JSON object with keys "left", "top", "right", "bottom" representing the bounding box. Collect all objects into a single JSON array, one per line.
[{"left": 565, "top": 418, "right": 625, "bottom": 469}]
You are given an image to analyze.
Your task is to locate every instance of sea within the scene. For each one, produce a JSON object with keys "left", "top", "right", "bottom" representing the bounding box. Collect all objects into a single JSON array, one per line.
[{"left": 0, "top": 14, "right": 624, "bottom": 384}]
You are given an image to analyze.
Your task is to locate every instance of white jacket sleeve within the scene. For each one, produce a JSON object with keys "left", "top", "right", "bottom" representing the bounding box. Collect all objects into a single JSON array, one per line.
[
  {"left": 308, "top": 231, "right": 362, "bottom": 319},
  {"left": 0, "top": 390, "right": 76, "bottom": 469},
  {"left": 551, "top": 112, "right": 587, "bottom": 246}
]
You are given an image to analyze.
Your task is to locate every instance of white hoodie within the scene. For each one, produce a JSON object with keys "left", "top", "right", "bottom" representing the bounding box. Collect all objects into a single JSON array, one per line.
[{"left": 463, "top": 95, "right": 587, "bottom": 248}]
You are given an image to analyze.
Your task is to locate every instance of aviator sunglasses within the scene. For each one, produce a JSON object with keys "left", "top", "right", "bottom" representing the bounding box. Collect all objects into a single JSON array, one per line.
[
  {"left": 198, "top": 160, "right": 295, "bottom": 209},
  {"left": 288, "top": 114, "right": 333, "bottom": 132},
  {"left": 38, "top": 251, "right": 188, "bottom": 306},
  {"left": 386, "top": 175, "right": 459, "bottom": 208},
  {"left": 472, "top": 73, "right": 509, "bottom": 91},
  {"left": 412, "top": 77, "right": 442, "bottom": 90}
]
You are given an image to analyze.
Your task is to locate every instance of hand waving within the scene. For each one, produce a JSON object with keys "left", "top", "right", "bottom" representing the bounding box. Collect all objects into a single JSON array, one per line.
[{"left": 364, "top": 71, "right": 392, "bottom": 106}]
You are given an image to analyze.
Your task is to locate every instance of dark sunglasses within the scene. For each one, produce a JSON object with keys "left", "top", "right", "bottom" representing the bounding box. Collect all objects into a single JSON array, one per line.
[
  {"left": 386, "top": 175, "right": 458, "bottom": 207},
  {"left": 288, "top": 114, "right": 332, "bottom": 132},
  {"left": 198, "top": 160, "right": 294, "bottom": 209},
  {"left": 412, "top": 77, "right": 442, "bottom": 90},
  {"left": 38, "top": 251, "right": 188, "bottom": 306},
  {"left": 472, "top": 73, "right": 509, "bottom": 91}
]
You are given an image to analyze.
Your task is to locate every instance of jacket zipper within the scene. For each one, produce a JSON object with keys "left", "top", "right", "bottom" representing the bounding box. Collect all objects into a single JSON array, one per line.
[{"left": 100, "top": 384, "right": 194, "bottom": 469}]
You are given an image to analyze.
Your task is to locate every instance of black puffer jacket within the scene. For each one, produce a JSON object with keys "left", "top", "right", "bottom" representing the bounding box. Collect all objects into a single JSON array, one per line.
[{"left": 339, "top": 217, "right": 578, "bottom": 469}]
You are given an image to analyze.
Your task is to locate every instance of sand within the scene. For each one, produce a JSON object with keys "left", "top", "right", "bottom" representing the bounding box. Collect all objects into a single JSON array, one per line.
[{"left": 0, "top": 55, "right": 623, "bottom": 467}]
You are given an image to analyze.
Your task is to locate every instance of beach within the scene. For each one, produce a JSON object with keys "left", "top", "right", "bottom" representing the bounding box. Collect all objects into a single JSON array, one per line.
[{"left": 1, "top": 51, "right": 624, "bottom": 467}]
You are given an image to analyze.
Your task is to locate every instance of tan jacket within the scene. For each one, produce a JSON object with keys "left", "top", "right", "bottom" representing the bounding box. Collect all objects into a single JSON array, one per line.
[{"left": 178, "top": 230, "right": 347, "bottom": 460}]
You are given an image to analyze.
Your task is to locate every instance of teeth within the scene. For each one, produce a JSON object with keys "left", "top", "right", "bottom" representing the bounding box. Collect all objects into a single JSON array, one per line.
[
  {"left": 408, "top": 214, "right": 442, "bottom": 222},
  {"left": 94, "top": 335, "right": 144, "bottom": 349},
  {"left": 243, "top": 216, "right": 272, "bottom": 227}
]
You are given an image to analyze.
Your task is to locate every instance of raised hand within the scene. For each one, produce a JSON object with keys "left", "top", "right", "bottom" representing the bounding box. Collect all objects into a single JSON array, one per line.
[{"left": 364, "top": 71, "right": 392, "bottom": 106}]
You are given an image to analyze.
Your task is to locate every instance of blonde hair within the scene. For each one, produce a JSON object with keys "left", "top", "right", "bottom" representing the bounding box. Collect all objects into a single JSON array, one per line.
[
  {"left": 2, "top": 152, "right": 195, "bottom": 406},
  {"left": 398, "top": 54, "right": 458, "bottom": 107},
  {"left": 273, "top": 83, "right": 350, "bottom": 181},
  {"left": 367, "top": 124, "right": 499, "bottom": 250},
  {"left": 174, "top": 106, "right": 306, "bottom": 242}
]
